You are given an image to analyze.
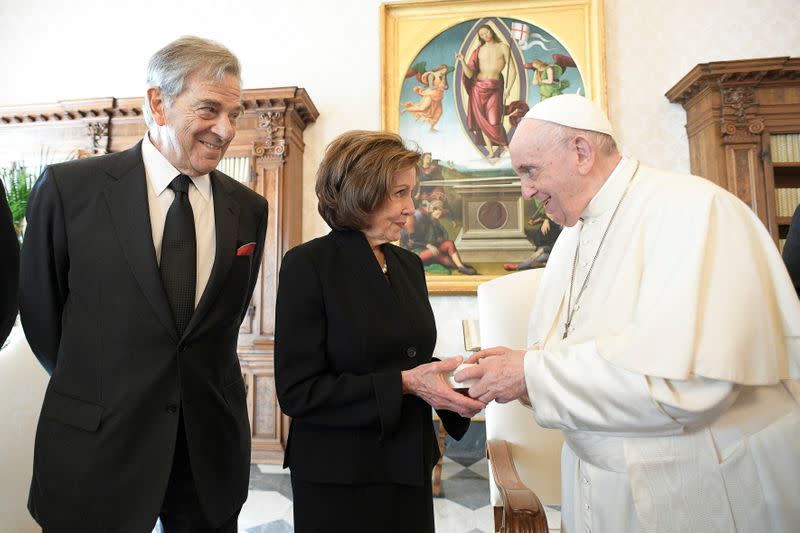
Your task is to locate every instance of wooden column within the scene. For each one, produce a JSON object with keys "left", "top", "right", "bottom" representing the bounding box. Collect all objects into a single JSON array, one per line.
[{"left": 236, "top": 89, "right": 318, "bottom": 464}]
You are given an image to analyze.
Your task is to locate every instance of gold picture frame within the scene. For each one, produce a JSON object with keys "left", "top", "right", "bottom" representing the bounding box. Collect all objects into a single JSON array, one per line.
[{"left": 381, "top": 0, "right": 607, "bottom": 294}]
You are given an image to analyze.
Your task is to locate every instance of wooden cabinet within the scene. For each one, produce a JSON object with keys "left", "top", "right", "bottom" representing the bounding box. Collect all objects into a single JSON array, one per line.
[
  {"left": 666, "top": 57, "right": 800, "bottom": 247},
  {"left": 0, "top": 87, "right": 318, "bottom": 464}
]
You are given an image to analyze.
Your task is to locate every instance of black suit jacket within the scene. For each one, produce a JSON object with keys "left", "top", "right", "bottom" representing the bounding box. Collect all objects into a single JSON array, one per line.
[
  {"left": 19, "top": 142, "right": 267, "bottom": 531},
  {"left": 0, "top": 180, "right": 19, "bottom": 346},
  {"left": 783, "top": 204, "right": 800, "bottom": 299},
  {"left": 274, "top": 230, "right": 468, "bottom": 487}
]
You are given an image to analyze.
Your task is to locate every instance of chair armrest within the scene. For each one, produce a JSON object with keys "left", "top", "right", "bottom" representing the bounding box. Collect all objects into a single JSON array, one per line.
[{"left": 486, "top": 438, "right": 549, "bottom": 533}]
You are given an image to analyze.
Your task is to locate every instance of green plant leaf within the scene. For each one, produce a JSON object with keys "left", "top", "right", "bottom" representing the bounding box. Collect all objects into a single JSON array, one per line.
[{"left": 2, "top": 162, "right": 35, "bottom": 239}]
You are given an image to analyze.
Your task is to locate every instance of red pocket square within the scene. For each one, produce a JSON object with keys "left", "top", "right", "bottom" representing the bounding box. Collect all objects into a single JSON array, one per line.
[{"left": 236, "top": 242, "right": 256, "bottom": 256}]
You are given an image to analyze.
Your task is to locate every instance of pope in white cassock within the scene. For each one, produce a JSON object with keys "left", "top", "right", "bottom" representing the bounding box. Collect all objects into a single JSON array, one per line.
[{"left": 456, "top": 94, "right": 800, "bottom": 533}]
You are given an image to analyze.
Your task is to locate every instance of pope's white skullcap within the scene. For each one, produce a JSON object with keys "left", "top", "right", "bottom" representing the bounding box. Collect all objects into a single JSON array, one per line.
[{"left": 523, "top": 94, "right": 614, "bottom": 137}]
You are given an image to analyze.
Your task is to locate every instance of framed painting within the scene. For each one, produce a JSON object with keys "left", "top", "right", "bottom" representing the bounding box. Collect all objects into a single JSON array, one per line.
[{"left": 381, "top": 0, "right": 606, "bottom": 294}]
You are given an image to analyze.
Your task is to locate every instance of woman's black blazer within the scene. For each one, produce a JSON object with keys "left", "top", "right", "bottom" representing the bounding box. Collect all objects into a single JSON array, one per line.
[{"left": 275, "top": 230, "right": 468, "bottom": 486}]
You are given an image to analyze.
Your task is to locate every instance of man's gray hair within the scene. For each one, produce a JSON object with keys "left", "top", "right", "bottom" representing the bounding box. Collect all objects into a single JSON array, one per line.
[
  {"left": 541, "top": 120, "right": 618, "bottom": 157},
  {"left": 143, "top": 36, "right": 241, "bottom": 126}
]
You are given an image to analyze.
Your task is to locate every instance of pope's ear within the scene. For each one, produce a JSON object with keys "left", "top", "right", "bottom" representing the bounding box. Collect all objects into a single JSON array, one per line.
[
  {"left": 573, "top": 135, "right": 595, "bottom": 175},
  {"left": 146, "top": 87, "right": 168, "bottom": 127}
]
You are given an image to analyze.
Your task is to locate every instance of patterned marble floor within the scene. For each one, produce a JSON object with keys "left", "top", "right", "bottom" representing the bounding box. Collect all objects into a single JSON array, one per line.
[
  {"left": 238, "top": 456, "right": 497, "bottom": 533},
  {"left": 155, "top": 422, "right": 560, "bottom": 532},
  {"left": 235, "top": 422, "right": 560, "bottom": 533}
]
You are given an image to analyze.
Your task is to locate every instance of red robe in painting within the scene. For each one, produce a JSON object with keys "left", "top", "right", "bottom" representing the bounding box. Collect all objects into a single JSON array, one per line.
[{"left": 464, "top": 46, "right": 508, "bottom": 148}]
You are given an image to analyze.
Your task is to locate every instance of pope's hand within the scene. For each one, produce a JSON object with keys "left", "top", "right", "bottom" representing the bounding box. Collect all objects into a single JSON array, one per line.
[
  {"left": 402, "top": 357, "right": 486, "bottom": 418},
  {"left": 458, "top": 346, "right": 528, "bottom": 404}
]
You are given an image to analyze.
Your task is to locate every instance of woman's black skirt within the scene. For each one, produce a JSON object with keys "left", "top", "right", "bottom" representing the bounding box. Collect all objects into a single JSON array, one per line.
[{"left": 290, "top": 474, "right": 435, "bottom": 533}]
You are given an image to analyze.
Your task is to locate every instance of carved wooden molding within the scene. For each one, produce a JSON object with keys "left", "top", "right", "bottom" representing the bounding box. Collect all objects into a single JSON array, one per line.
[
  {"left": 665, "top": 56, "right": 800, "bottom": 106},
  {"left": 85, "top": 121, "right": 109, "bottom": 154},
  {"left": 719, "top": 86, "right": 765, "bottom": 142},
  {"left": 254, "top": 139, "right": 287, "bottom": 162},
  {"left": 111, "top": 98, "right": 144, "bottom": 119},
  {"left": 666, "top": 57, "right": 799, "bottom": 144},
  {"left": 0, "top": 87, "right": 318, "bottom": 166},
  {"left": 0, "top": 87, "right": 318, "bottom": 127},
  {"left": 241, "top": 87, "right": 319, "bottom": 125},
  {"left": 0, "top": 98, "right": 116, "bottom": 125},
  {"left": 255, "top": 111, "right": 287, "bottom": 161}
]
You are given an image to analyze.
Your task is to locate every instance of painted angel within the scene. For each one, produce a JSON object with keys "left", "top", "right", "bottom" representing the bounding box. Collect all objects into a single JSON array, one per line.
[
  {"left": 401, "top": 62, "right": 454, "bottom": 131},
  {"left": 525, "top": 54, "right": 577, "bottom": 101}
]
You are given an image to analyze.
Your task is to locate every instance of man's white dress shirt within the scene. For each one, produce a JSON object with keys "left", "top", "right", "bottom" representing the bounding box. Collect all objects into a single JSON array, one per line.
[{"left": 142, "top": 134, "right": 216, "bottom": 307}]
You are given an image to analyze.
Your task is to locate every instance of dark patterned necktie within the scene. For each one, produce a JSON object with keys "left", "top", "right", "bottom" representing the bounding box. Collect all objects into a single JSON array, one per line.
[{"left": 160, "top": 174, "right": 196, "bottom": 335}]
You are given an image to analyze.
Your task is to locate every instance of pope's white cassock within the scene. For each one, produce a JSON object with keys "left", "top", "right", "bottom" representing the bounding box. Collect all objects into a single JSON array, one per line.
[{"left": 523, "top": 156, "right": 800, "bottom": 532}]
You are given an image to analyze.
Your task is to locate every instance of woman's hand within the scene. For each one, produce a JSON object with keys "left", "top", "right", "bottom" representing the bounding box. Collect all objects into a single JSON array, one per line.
[{"left": 402, "top": 357, "right": 486, "bottom": 418}]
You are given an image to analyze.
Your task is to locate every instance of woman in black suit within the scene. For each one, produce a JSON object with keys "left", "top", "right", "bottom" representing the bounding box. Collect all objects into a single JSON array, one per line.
[{"left": 275, "top": 131, "right": 485, "bottom": 532}]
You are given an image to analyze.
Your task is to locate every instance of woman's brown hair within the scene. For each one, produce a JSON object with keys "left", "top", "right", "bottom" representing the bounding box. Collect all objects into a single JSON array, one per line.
[{"left": 316, "top": 130, "right": 421, "bottom": 230}]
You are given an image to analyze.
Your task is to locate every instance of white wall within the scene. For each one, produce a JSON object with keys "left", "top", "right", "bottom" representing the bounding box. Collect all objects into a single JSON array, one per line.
[{"left": 1, "top": 0, "right": 798, "bottom": 355}]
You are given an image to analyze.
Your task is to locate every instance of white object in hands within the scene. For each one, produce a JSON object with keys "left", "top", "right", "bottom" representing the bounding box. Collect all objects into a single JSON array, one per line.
[
  {"left": 462, "top": 319, "right": 480, "bottom": 352},
  {"left": 447, "top": 363, "right": 479, "bottom": 390}
]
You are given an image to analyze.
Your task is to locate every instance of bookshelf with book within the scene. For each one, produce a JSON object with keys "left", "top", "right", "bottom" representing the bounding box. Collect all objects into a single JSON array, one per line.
[
  {"left": 666, "top": 57, "right": 800, "bottom": 247},
  {"left": 771, "top": 134, "right": 800, "bottom": 251}
]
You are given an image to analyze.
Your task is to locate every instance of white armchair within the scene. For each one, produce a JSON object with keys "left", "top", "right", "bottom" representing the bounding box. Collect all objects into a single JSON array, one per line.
[
  {"left": 0, "top": 327, "right": 49, "bottom": 532},
  {"left": 478, "top": 269, "right": 563, "bottom": 533}
]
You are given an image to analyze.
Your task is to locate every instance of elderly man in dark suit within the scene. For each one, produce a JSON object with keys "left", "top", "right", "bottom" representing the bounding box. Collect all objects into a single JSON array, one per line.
[
  {"left": 20, "top": 36, "right": 267, "bottom": 532},
  {"left": 0, "top": 181, "right": 19, "bottom": 346}
]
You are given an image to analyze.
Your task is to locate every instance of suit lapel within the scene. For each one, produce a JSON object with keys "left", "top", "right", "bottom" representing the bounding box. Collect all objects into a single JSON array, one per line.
[
  {"left": 382, "top": 244, "right": 423, "bottom": 339},
  {"left": 182, "top": 171, "right": 239, "bottom": 340},
  {"left": 331, "top": 231, "right": 380, "bottom": 340},
  {"left": 333, "top": 230, "right": 396, "bottom": 301},
  {"left": 332, "top": 231, "right": 416, "bottom": 335},
  {"left": 382, "top": 244, "right": 410, "bottom": 303},
  {"left": 103, "top": 142, "right": 178, "bottom": 341}
]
